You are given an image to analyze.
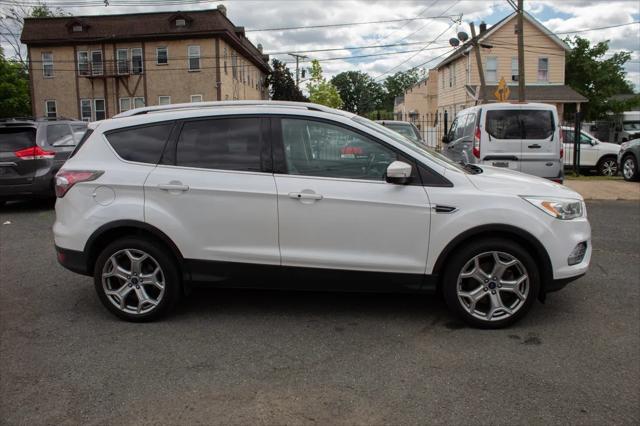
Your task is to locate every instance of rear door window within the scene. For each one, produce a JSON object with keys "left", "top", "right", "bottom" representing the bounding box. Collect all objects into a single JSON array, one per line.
[
  {"left": 47, "top": 124, "right": 75, "bottom": 146},
  {"left": 485, "top": 110, "right": 521, "bottom": 139},
  {"left": 462, "top": 113, "right": 476, "bottom": 138},
  {"left": 106, "top": 123, "right": 174, "bottom": 164},
  {"left": 521, "top": 110, "right": 554, "bottom": 139},
  {"left": 0, "top": 127, "right": 36, "bottom": 152},
  {"left": 176, "top": 117, "right": 262, "bottom": 172}
]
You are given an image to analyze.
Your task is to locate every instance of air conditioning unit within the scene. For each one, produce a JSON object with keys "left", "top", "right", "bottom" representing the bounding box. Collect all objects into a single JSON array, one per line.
[{"left": 512, "top": 75, "right": 519, "bottom": 81}]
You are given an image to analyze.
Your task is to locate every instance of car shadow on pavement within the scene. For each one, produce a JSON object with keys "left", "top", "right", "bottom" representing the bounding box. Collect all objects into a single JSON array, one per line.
[{"left": 174, "top": 287, "right": 457, "bottom": 326}]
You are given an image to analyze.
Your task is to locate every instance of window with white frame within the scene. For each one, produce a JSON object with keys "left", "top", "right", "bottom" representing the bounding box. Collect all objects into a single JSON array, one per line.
[
  {"left": 119, "top": 97, "right": 131, "bottom": 112},
  {"left": 511, "top": 57, "right": 518, "bottom": 82},
  {"left": 45, "top": 100, "right": 57, "bottom": 118},
  {"left": 116, "top": 49, "right": 129, "bottom": 74},
  {"left": 538, "top": 57, "right": 549, "bottom": 82},
  {"left": 156, "top": 47, "right": 168, "bottom": 65},
  {"left": 133, "top": 97, "right": 145, "bottom": 109},
  {"left": 452, "top": 62, "right": 456, "bottom": 86},
  {"left": 158, "top": 96, "right": 171, "bottom": 105},
  {"left": 175, "top": 18, "right": 186, "bottom": 27},
  {"left": 131, "top": 48, "right": 143, "bottom": 74},
  {"left": 94, "top": 99, "right": 106, "bottom": 121},
  {"left": 223, "top": 47, "right": 228, "bottom": 74},
  {"left": 441, "top": 69, "right": 445, "bottom": 88},
  {"left": 485, "top": 56, "right": 497, "bottom": 83},
  {"left": 91, "top": 50, "right": 103, "bottom": 75},
  {"left": 80, "top": 99, "right": 92, "bottom": 121},
  {"left": 190, "top": 94, "right": 203, "bottom": 103},
  {"left": 232, "top": 52, "right": 237, "bottom": 79},
  {"left": 188, "top": 45, "right": 200, "bottom": 71},
  {"left": 77, "top": 51, "right": 89, "bottom": 76},
  {"left": 42, "top": 52, "right": 54, "bottom": 77}
]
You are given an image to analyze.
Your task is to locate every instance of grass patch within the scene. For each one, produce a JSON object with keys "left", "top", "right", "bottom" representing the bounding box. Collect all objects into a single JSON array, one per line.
[{"left": 565, "top": 173, "right": 623, "bottom": 181}]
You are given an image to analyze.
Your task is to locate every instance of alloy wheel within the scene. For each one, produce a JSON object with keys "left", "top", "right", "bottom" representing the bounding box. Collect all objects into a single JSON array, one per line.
[
  {"left": 456, "top": 251, "right": 529, "bottom": 322},
  {"left": 102, "top": 249, "right": 165, "bottom": 315},
  {"left": 623, "top": 157, "right": 635, "bottom": 180},
  {"left": 601, "top": 159, "right": 617, "bottom": 176}
]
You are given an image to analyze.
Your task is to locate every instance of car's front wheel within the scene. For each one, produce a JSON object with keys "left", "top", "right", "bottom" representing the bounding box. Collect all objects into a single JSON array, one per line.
[
  {"left": 622, "top": 154, "right": 639, "bottom": 181},
  {"left": 94, "top": 237, "right": 181, "bottom": 321},
  {"left": 442, "top": 238, "right": 540, "bottom": 328}
]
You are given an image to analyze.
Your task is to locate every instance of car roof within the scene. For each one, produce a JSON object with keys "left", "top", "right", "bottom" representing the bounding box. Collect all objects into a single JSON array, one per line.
[
  {"left": 376, "top": 120, "right": 412, "bottom": 125},
  {"left": 457, "top": 102, "right": 557, "bottom": 115}
]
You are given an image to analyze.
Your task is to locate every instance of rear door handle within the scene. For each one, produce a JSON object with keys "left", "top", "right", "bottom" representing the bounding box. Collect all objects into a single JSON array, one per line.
[
  {"left": 528, "top": 144, "right": 542, "bottom": 149},
  {"left": 288, "top": 192, "right": 323, "bottom": 200},
  {"left": 158, "top": 183, "right": 189, "bottom": 191}
]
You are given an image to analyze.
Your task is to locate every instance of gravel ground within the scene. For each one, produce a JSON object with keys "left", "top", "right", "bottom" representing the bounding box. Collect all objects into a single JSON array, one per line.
[{"left": 1, "top": 199, "right": 638, "bottom": 425}]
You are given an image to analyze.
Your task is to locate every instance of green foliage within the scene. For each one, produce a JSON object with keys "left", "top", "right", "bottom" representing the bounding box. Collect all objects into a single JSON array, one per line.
[
  {"left": 330, "top": 71, "right": 384, "bottom": 114},
  {"left": 0, "top": 51, "right": 31, "bottom": 118},
  {"left": 565, "top": 36, "right": 635, "bottom": 120},
  {"left": 381, "top": 69, "right": 423, "bottom": 111},
  {"left": 306, "top": 60, "right": 343, "bottom": 108},
  {"left": 267, "top": 58, "right": 307, "bottom": 102},
  {"left": 30, "top": 3, "right": 68, "bottom": 18}
]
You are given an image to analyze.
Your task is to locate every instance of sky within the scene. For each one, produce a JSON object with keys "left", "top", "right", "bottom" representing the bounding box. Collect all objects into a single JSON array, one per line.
[{"left": 1, "top": 0, "right": 639, "bottom": 89}]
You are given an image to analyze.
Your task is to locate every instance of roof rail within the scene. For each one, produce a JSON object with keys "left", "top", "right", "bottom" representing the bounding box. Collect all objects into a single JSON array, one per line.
[
  {"left": 0, "top": 116, "right": 78, "bottom": 122},
  {"left": 112, "top": 100, "right": 350, "bottom": 119}
]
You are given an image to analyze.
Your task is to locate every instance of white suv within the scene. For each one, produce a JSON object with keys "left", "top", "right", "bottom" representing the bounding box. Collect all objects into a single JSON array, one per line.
[
  {"left": 53, "top": 101, "right": 591, "bottom": 328},
  {"left": 561, "top": 127, "right": 621, "bottom": 176}
]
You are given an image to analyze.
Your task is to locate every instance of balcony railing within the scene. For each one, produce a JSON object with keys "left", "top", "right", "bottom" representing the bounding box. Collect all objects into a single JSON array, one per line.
[{"left": 78, "top": 59, "right": 144, "bottom": 78}]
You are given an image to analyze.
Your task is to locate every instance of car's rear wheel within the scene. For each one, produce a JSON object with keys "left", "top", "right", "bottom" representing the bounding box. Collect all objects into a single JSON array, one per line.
[
  {"left": 597, "top": 156, "right": 618, "bottom": 176},
  {"left": 442, "top": 238, "right": 540, "bottom": 329},
  {"left": 622, "top": 154, "right": 639, "bottom": 181},
  {"left": 93, "top": 237, "right": 181, "bottom": 321}
]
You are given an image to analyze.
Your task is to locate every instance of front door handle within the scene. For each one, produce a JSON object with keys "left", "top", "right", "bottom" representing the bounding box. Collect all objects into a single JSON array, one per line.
[
  {"left": 158, "top": 183, "right": 189, "bottom": 192},
  {"left": 288, "top": 191, "right": 323, "bottom": 201},
  {"left": 528, "top": 144, "right": 542, "bottom": 149}
]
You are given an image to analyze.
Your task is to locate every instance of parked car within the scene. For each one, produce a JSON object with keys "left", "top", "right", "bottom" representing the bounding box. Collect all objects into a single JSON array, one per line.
[
  {"left": 442, "top": 103, "right": 563, "bottom": 182},
  {"left": 618, "top": 139, "right": 640, "bottom": 181},
  {"left": 0, "top": 117, "right": 88, "bottom": 205},
  {"left": 54, "top": 101, "right": 590, "bottom": 328},
  {"left": 375, "top": 120, "right": 423, "bottom": 145},
  {"left": 561, "top": 127, "right": 620, "bottom": 176}
]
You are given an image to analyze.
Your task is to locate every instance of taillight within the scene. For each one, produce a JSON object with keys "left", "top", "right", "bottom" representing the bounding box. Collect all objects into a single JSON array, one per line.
[
  {"left": 341, "top": 146, "right": 364, "bottom": 155},
  {"left": 14, "top": 146, "right": 55, "bottom": 160},
  {"left": 472, "top": 126, "right": 481, "bottom": 159},
  {"left": 560, "top": 147, "right": 564, "bottom": 159},
  {"left": 55, "top": 170, "right": 103, "bottom": 198},
  {"left": 559, "top": 130, "right": 564, "bottom": 159}
]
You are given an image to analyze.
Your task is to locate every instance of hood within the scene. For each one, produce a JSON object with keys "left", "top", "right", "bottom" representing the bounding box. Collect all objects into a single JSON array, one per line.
[
  {"left": 466, "top": 166, "right": 582, "bottom": 200},
  {"left": 596, "top": 141, "right": 621, "bottom": 154}
]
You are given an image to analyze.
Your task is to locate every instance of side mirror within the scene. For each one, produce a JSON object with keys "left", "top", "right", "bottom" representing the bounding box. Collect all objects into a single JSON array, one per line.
[
  {"left": 441, "top": 135, "right": 450, "bottom": 144},
  {"left": 385, "top": 161, "right": 412, "bottom": 185}
]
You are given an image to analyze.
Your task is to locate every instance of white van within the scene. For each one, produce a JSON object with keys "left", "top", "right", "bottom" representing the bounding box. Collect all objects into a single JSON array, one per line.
[{"left": 442, "top": 103, "right": 563, "bottom": 182}]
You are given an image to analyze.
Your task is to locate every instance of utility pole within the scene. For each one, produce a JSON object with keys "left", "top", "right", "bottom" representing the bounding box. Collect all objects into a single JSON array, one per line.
[
  {"left": 517, "top": 0, "right": 526, "bottom": 102},
  {"left": 469, "top": 23, "right": 487, "bottom": 103},
  {"left": 288, "top": 53, "right": 307, "bottom": 89}
]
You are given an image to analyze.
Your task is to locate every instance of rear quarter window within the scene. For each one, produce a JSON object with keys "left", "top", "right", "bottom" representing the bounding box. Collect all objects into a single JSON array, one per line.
[
  {"left": 105, "top": 123, "right": 174, "bottom": 164},
  {"left": 0, "top": 127, "right": 36, "bottom": 152},
  {"left": 485, "top": 110, "right": 521, "bottom": 140},
  {"left": 521, "top": 110, "right": 554, "bottom": 139}
]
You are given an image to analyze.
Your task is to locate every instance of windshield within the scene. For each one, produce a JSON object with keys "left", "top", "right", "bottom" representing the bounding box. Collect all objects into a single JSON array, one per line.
[
  {"left": 353, "top": 116, "right": 469, "bottom": 173},
  {"left": 383, "top": 123, "right": 418, "bottom": 141},
  {"left": 622, "top": 121, "right": 640, "bottom": 131}
]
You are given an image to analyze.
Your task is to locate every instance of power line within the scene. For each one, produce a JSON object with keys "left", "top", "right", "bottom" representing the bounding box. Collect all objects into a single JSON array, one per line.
[{"left": 375, "top": 0, "right": 440, "bottom": 44}]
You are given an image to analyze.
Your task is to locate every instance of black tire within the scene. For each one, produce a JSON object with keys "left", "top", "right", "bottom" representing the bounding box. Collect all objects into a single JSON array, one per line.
[
  {"left": 622, "top": 154, "right": 639, "bottom": 181},
  {"left": 93, "top": 237, "right": 181, "bottom": 322},
  {"left": 596, "top": 156, "right": 618, "bottom": 176},
  {"left": 442, "top": 238, "right": 540, "bottom": 329}
]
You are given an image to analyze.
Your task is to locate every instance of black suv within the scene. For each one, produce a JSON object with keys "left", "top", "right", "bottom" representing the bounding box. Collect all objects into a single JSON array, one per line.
[{"left": 0, "top": 117, "right": 87, "bottom": 205}]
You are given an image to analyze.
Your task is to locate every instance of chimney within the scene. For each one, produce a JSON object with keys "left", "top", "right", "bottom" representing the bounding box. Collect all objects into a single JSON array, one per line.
[
  {"left": 217, "top": 4, "right": 227, "bottom": 16},
  {"left": 479, "top": 21, "right": 487, "bottom": 34}
]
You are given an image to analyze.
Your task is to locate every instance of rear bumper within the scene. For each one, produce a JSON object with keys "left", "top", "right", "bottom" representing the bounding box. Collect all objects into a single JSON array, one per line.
[
  {"left": 55, "top": 245, "right": 90, "bottom": 276},
  {"left": 0, "top": 174, "right": 54, "bottom": 200}
]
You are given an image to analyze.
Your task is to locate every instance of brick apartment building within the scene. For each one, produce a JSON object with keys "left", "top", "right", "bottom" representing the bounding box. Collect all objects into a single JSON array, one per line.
[{"left": 20, "top": 6, "right": 270, "bottom": 121}]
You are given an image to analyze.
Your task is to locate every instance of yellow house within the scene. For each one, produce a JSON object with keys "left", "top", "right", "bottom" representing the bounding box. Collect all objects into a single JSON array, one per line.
[{"left": 434, "top": 11, "right": 586, "bottom": 126}]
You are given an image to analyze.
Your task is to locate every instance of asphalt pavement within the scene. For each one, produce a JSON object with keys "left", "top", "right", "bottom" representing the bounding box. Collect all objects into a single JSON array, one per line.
[{"left": 1, "top": 199, "right": 639, "bottom": 425}]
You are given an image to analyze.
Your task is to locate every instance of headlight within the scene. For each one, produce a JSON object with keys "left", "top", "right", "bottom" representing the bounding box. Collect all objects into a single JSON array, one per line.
[{"left": 522, "top": 196, "right": 584, "bottom": 220}]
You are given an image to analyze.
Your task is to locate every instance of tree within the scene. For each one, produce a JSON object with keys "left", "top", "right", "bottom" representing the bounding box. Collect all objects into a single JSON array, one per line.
[
  {"left": 330, "top": 71, "right": 384, "bottom": 115},
  {"left": 565, "top": 36, "right": 635, "bottom": 120},
  {"left": 266, "top": 58, "right": 307, "bottom": 101},
  {"left": 306, "top": 60, "right": 343, "bottom": 108},
  {"left": 381, "top": 69, "right": 423, "bottom": 111},
  {"left": 0, "top": 48, "right": 31, "bottom": 117}
]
